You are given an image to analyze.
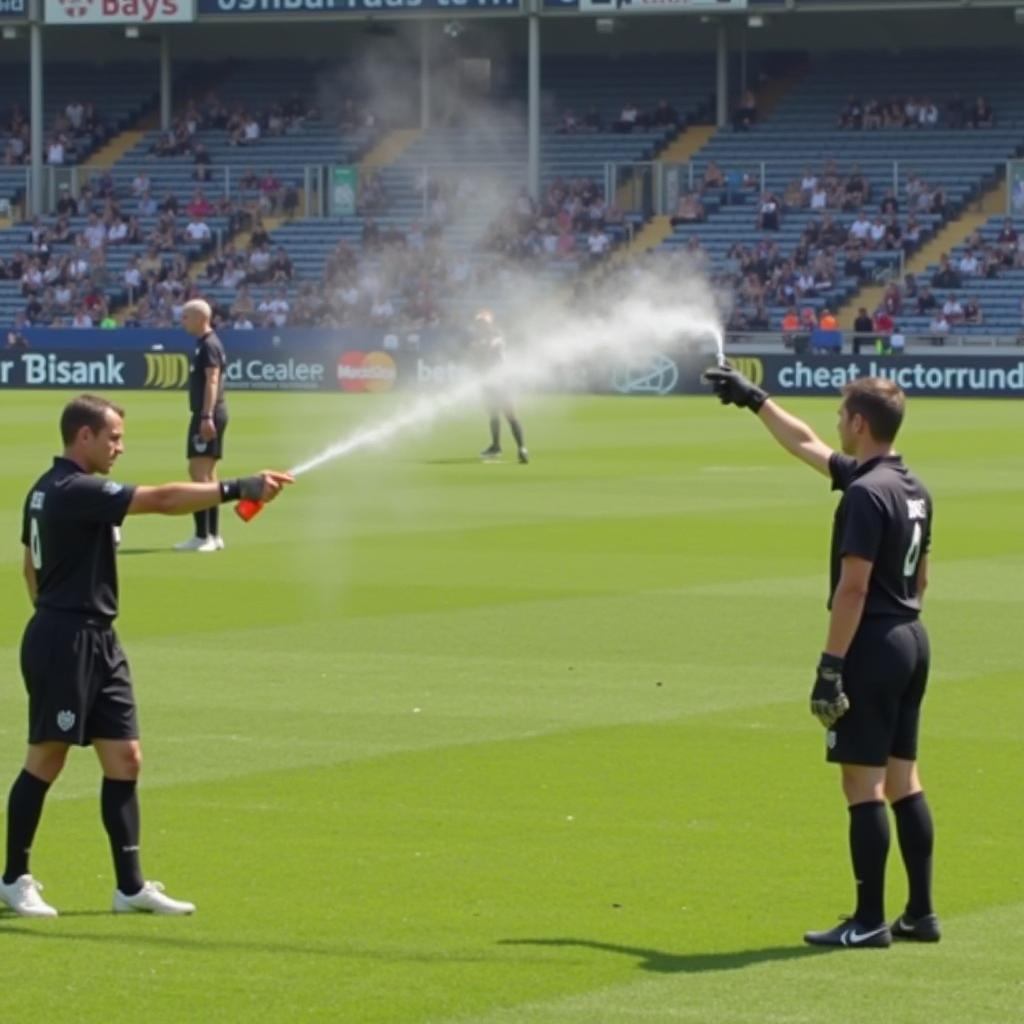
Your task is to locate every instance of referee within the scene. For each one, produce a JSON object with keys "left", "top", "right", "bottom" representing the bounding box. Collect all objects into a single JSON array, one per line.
[
  {"left": 704, "top": 365, "right": 939, "bottom": 949},
  {"left": 470, "top": 309, "right": 529, "bottom": 465},
  {"left": 174, "top": 298, "right": 229, "bottom": 552},
  {"left": 0, "top": 394, "right": 291, "bottom": 917}
]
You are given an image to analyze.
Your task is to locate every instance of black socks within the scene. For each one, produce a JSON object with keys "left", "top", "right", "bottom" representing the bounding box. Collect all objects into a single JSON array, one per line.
[
  {"left": 893, "top": 791, "right": 935, "bottom": 918},
  {"left": 3, "top": 770, "right": 51, "bottom": 883},
  {"left": 849, "top": 799, "right": 890, "bottom": 927},
  {"left": 101, "top": 778, "right": 144, "bottom": 896}
]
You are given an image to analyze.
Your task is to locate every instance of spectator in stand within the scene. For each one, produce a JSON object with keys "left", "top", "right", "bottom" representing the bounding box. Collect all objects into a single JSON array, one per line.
[
  {"left": 184, "top": 216, "right": 212, "bottom": 248},
  {"left": 916, "top": 285, "right": 938, "bottom": 316},
  {"left": 931, "top": 254, "right": 962, "bottom": 290},
  {"left": 187, "top": 189, "right": 214, "bottom": 220},
  {"left": 613, "top": 101, "right": 639, "bottom": 133},
  {"left": 556, "top": 110, "right": 579, "bottom": 135},
  {"left": 781, "top": 305, "right": 804, "bottom": 349},
  {"left": 270, "top": 246, "right": 293, "bottom": 283},
  {"left": 257, "top": 287, "right": 290, "bottom": 328},
  {"left": 881, "top": 282, "right": 902, "bottom": 316},
  {"left": 942, "top": 293, "right": 964, "bottom": 323},
  {"left": 247, "top": 243, "right": 272, "bottom": 284},
  {"left": 70, "top": 305, "right": 93, "bottom": 329},
  {"left": 669, "top": 192, "right": 705, "bottom": 226},
  {"left": 837, "top": 96, "right": 863, "bottom": 129},
  {"left": 733, "top": 89, "right": 757, "bottom": 131},
  {"left": 192, "top": 143, "right": 213, "bottom": 182},
  {"left": 52, "top": 184, "right": 77, "bottom": 217},
  {"left": 123, "top": 256, "right": 144, "bottom": 300},
  {"left": 997, "top": 218, "right": 1018, "bottom": 265},
  {"left": 968, "top": 97, "right": 995, "bottom": 129},
  {"left": 652, "top": 99, "right": 679, "bottom": 128},
  {"left": 852, "top": 306, "right": 875, "bottom": 354},
  {"left": 701, "top": 160, "right": 725, "bottom": 191},
  {"left": 259, "top": 169, "right": 283, "bottom": 213},
  {"left": 929, "top": 311, "right": 950, "bottom": 339},
  {"left": 887, "top": 323, "right": 905, "bottom": 353},
  {"left": 106, "top": 216, "right": 129, "bottom": 246},
  {"left": 848, "top": 209, "right": 872, "bottom": 248},
  {"left": 961, "top": 295, "right": 983, "bottom": 325},
  {"left": 957, "top": 248, "right": 980, "bottom": 277},
  {"left": 945, "top": 93, "right": 966, "bottom": 129},
  {"left": 757, "top": 193, "right": 781, "bottom": 231},
  {"left": 862, "top": 98, "right": 883, "bottom": 130},
  {"left": 585, "top": 225, "right": 611, "bottom": 263},
  {"left": 918, "top": 98, "right": 939, "bottom": 128}
]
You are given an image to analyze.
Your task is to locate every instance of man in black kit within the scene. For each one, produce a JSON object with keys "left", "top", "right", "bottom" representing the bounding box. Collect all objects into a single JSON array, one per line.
[
  {"left": 470, "top": 309, "right": 528, "bottom": 465},
  {"left": 0, "top": 394, "right": 291, "bottom": 917},
  {"left": 703, "top": 365, "right": 939, "bottom": 949},
  {"left": 175, "top": 298, "right": 229, "bottom": 552}
]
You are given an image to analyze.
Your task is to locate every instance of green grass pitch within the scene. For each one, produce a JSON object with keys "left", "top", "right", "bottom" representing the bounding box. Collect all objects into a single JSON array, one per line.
[{"left": 0, "top": 390, "right": 1021, "bottom": 1023}]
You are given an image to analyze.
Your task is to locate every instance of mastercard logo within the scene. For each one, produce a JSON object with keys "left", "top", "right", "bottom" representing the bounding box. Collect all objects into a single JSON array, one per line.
[{"left": 336, "top": 350, "right": 397, "bottom": 393}]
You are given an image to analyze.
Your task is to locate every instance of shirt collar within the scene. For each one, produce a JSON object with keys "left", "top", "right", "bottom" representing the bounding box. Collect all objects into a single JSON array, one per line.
[{"left": 851, "top": 454, "right": 903, "bottom": 480}]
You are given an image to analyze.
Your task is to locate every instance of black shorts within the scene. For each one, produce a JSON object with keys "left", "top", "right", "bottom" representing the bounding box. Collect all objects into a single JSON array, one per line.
[
  {"left": 20, "top": 612, "right": 139, "bottom": 746},
  {"left": 483, "top": 386, "right": 515, "bottom": 415},
  {"left": 826, "top": 617, "right": 930, "bottom": 767},
  {"left": 186, "top": 406, "right": 228, "bottom": 460}
]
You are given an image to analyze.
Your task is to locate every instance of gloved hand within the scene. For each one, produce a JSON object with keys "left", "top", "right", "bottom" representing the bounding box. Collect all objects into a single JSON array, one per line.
[
  {"left": 702, "top": 363, "right": 770, "bottom": 413},
  {"left": 810, "top": 653, "right": 850, "bottom": 728}
]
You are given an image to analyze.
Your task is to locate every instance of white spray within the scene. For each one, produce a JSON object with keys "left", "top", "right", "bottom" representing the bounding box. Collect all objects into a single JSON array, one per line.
[{"left": 289, "top": 270, "right": 726, "bottom": 479}]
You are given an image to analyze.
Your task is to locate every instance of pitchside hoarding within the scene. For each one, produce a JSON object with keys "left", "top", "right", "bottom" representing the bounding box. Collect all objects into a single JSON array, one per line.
[
  {"left": 44, "top": 0, "right": 194, "bottom": 23},
  {"left": 196, "top": 0, "right": 517, "bottom": 16},
  {"left": 2, "top": 336, "right": 1021, "bottom": 397},
  {"left": 0, "top": 0, "right": 27, "bottom": 19}
]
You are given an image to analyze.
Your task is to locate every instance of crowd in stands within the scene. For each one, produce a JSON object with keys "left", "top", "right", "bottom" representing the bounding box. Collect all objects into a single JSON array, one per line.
[
  {"left": 555, "top": 98, "right": 681, "bottom": 134},
  {"left": 838, "top": 94, "right": 995, "bottom": 130},
  {"left": 3, "top": 100, "right": 109, "bottom": 167},
  {"left": 482, "top": 177, "right": 623, "bottom": 265}
]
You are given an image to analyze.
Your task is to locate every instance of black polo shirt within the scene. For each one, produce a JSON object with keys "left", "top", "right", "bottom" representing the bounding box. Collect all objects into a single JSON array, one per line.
[
  {"left": 828, "top": 452, "right": 932, "bottom": 619},
  {"left": 21, "top": 457, "right": 136, "bottom": 620},
  {"left": 189, "top": 330, "right": 227, "bottom": 414}
]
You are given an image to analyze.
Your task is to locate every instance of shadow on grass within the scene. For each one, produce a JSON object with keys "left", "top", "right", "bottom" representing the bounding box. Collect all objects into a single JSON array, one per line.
[
  {"left": 0, "top": 919, "right": 554, "bottom": 965},
  {"left": 117, "top": 548, "right": 175, "bottom": 557},
  {"left": 419, "top": 457, "right": 496, "bottom": 466},
  {"left": 500, "top": 938, "right": 833, "bottom": 973}
]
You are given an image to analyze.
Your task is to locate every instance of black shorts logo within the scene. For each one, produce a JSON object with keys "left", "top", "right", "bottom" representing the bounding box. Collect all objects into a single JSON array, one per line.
[{"left": 56, "top": 709, "right": 76, "bottom": 732}]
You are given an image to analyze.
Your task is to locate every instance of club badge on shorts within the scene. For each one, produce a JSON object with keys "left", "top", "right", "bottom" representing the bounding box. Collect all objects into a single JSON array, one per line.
[{"left": 56, "top": 710, "right": 76, "bottom": 732}]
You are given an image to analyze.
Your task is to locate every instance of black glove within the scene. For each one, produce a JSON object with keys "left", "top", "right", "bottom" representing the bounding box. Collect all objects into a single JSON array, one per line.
[
  {"left": 810, "top": 653, "right": 850, "bottom": 728},
  {"left": 702, "top": 363, "right": 769, "bottom": 413}
]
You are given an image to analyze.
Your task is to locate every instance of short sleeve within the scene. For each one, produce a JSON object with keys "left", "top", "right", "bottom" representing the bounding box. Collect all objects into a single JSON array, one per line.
[
  {"left": 53, "top": 476, "right": 136, "bottom": 525},
  {"left": 839, "top": 484, "right": 884, "bottom": 562},
  {"left": 828, "top": 452, "right": 858, "bottom": 492},
  {"left": 202, "top": 336, "right": 227, "bottom": 371}
]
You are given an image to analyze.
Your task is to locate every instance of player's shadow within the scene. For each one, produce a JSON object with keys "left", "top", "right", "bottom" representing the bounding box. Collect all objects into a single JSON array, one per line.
[
  {"left": 499, "top": 937, "right": 831, "bottom": 973},
  {"left": 117, "top": 547, "right": 175, "bottom": 557}
]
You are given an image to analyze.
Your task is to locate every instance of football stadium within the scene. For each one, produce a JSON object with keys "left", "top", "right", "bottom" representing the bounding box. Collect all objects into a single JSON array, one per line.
[{"left": 0, "top": 2, "right": 1022, "bottom": 1021}]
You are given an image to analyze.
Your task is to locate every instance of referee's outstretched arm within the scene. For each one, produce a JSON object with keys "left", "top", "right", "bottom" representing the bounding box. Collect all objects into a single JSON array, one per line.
[
  {"left": 127, "top": 472, "right": 292, "bottom": 516},
  {"left": 755, "top": 400, "right": 833, "bottom": 477},
  {"left": 703, "top": 364, "right": 833, "bottom": 476}
]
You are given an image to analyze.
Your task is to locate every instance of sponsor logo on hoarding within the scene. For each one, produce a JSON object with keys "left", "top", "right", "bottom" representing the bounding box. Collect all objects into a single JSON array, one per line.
[
  {"left": 144, "top": 352, "right": 190, "bottom": 389},
  {"left": 225, "top": 357, "right": 327, "bottom": 389},
  {"left": 337, "top": 351, "right": 397, "bottom": 393},
  {"left": 45, "top": 0, "right": 194, "bottom": 24},
  {"left": 612, "top": 353, "right": 679, "bottom": 395}
]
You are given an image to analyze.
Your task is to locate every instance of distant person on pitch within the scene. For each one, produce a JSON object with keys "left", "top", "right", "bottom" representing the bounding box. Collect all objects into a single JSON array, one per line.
[
  {"left": 0, "top": 394, "right": 291, "bottom": 917},
  {"left": 470, "top": 309, "right": 528, "bottom": 464},
  {"left": 176, "top": 298, "right": 229, "bottom": 552}
]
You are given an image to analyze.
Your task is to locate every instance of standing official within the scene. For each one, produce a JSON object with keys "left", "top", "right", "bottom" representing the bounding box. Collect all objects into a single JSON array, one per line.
[
  {"left": 704, "top": 366, "right": 940, "bottom": 949},
  {"left": 175, "top": 298, "right": 229, "bottom": 552},
  {"left": 470, "top": 309, "right": 529, "bottom": 465},
  {"left": 0, "top": 394, "right": 291, "bottom": 917}
]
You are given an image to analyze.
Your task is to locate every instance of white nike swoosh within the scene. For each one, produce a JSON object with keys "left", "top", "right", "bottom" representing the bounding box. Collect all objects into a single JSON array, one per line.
[{"left": 847, "top": 925, "right": 888, "bottom": 944}]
